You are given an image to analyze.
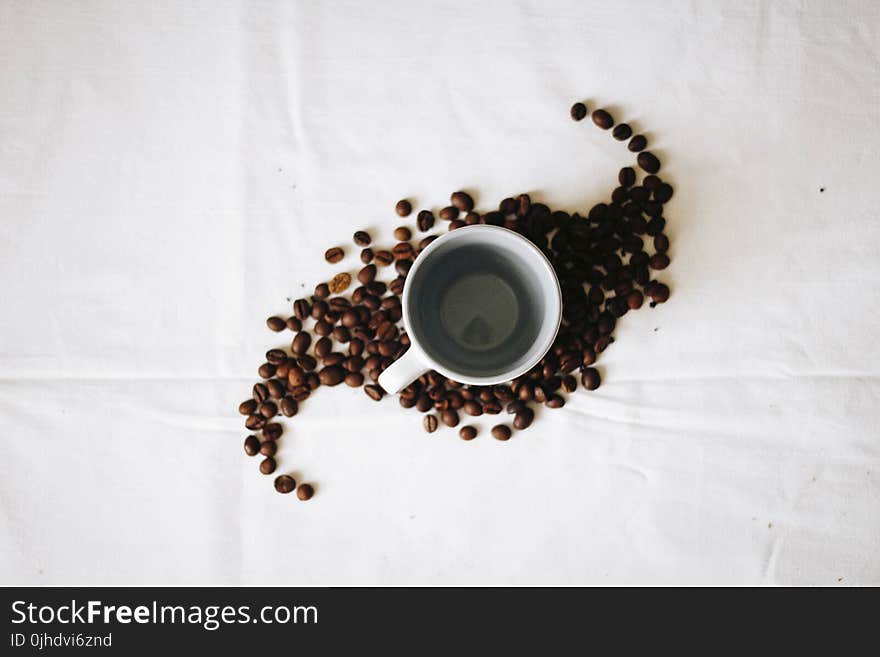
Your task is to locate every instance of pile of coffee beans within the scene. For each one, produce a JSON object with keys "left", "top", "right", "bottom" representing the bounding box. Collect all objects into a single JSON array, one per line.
[{"left": 238, "top": 99, "right": 674, "bottom": 499}]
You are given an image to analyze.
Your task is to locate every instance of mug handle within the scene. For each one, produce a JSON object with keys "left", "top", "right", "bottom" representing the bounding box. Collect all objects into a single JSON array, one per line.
[{"left": 377, "top": 348, "right": 429, "bottom": 394}]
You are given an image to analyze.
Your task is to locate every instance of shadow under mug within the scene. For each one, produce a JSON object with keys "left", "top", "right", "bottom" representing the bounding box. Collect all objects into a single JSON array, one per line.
[{"left": 378, "top": 225, "right": 563, "bottom": 393}]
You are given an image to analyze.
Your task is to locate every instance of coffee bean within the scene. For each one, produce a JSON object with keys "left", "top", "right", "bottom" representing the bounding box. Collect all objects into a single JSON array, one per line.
[
  {"left": 618, "top": 167, "right": 636, "bottom": 188},
  {"left": 643, "top": 174, "right": 662, "bottom": 191},
  {"left": 448, "top": 219, "right": 465, "bottom": 231},
  {"left": 646, "top": 216, "right": 666, "bottom": 236},
  {"left": 327, "top": 272, "right": 351, "bottom": 295},
  {"left": 292, "top": 332, "right": 311, "bottom": 355},
  {"left": 483, "top": 210, "right": 504, "bottom": 226},
  {"left": 296, "top": 483, "right": 314, "bottom": 500},
  {"left": 285, "top": 316, "right": 302, "bottom": 332},
  {"left": 626, "top": 290, "right": 644, "bottom": 309},
  {"left": 239, "top": 399, "right": 258, "bottom": 415},
  {"left": 595, "top": 335, "right": 612, "bottom": 353},
  {"left": 451, "top": 191, "right": 474, "bottom": 212},
  {"left": 423, "top": 414, "right": 438, "bottom": 433},
  {"left": 459, "top": 425, "right": 478, "bottom": 440},
  {"left": 464, "top": 211, "right": 481, "bottom": 225},
  {"left": 258, "top": 362, "right": 276, "bottom": 379},
  {"left": 654, "top": 234, "right": 669, "bottom": 252},
  {"left": 309, "top": 300, "right": 328, "bottom": 319},
  {"left": 396, "top": 199, "right": 412, "bottom": 217},
  {"left": 395, "top": 259, "right": 413, "bottom": 276},
  {"left": 392, "top": 242, "right": 414, "bottom": 259},
  {"left": 483, "top": 400, "right": 502, "bottom": 414},
  {"left": 654, "top": 183, "right": 674, "bottom": 204},
  {"left": 592, "top": 109, "right": 614, "bottom": 129},
  {"left": 570, "top": 102, "right": 587, "bottom": 121},
  {"left": 281, "top": 396, "right": 298, "bottom": 417},
  {"left": 359, "top": 248, "right": 374, "bottom": 265},
  {"left": 546, "top": 394, "right": 565, "bottom": 408},
  {"left": 647, "top": 282, "right": 670, "bottom": 305},
  {"left": 314, "top": 320, "right": 332, "bottom": 336},
  {"left": 533, "top": 385, "right": 547, "bottom": 403},
  {"left": 293, "top": 298, "right": 311, "bottom": 320},
  {"left": 637, "top": 151, "right": 661, "bottom": 174},
  {"left": 306, "top": 372, "right": 320, "bottom": 390},
  {"left": 517, "top": 382, "right": 534, "bottom": 401},
  {"left": 440, "top": 409, "right": 459, "bottom": 427},
  {"left": 353, "top": 230, "right": 372, "bottom": 247},
  {"left": 260, "top": 440, "right": 277, "bottom": 457},
  {"left": 375, "top": 250, "right": 394, "bottom": 267},
  {"left": 439, "top": 206, "right": 459, "bottom": 221},
  {"left": 253, "top": 383, "right": 270, "bottom": 403},
  {"left": 612, "top": 123, "right": 632, "bottom": 140},
  {"left": 401, "top": 395, "right": 417, "bottom": 409},
  {"left": 649, "top": 253, "right": 670, "bottom": 270},
  {"left": 417, "top": 210, "right": 435, "bottom": 232},
  {"left": 291, "top": 385, "right": 311, "bottom": 401},
  {"left": 314, "top": 282, "right": 330, "bottom": 299},
  {"left": 345, "top": 371, "right": 364, "bottom": 387},
  {"left": 259, "top": 401, "right": 278, "bottom": 418},
  {"left": 513, "top": 408, "right": 534, "bottom": 430},
  {"left": 245, "top": 414, "right": 266, "bottom": 430},
  {"left": 389, "top": 277, "right": 405, "bottom": 295},
  {"left": 561, "top": 375, "right": 577, "bottom": 393},
  {"left": 357, "top": 264, "right": 377, "bottom": 284},
  {"left": 394, "top": 226, "right": 412, "bottom": 241},
  {"left": 267, "top": 316, "right": 286, "bottom": 332},
  {"left": 582, "top": 367, "right": 601, "bottom": 390},
  {"left": 506, "top": 400, "right": 526, "bottom": 415},
  {"left": 463, "top": 400, "right": 483, "bottom": 416},
  {"left": 318, "top": 365, "right": 345, "bottom": 386},
  {"left": 274, "top": 475, "right": 296, "bottom": 494},
  {"left": 243, "top": 435, "right": 260, "bottom": 456},
  {"left": 263, "top": 423, "right": 282, "bottom": 441},
  {"left": 491, "top": 424, "right": 512, "bottom": 441},
  {"left": 259, "top": 457, "right": 276, "bottom": 475},
  {"left": 364, "top": 384, "right": 385, "bottom": 401},
  {"left": 324, "top": 247, "right": 344, "bottom": 263},
  {"left": 628, "top": 134, "right": 647, "bottom": 152},
  {"left": 265, "top": 348, "right": 286, "bottom": 365},
  {"left": 312, "top": 336, "right": 330, "bottom": 359}
]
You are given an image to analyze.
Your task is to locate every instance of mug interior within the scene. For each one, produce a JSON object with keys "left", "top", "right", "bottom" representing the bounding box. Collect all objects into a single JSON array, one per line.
[{"left": 404, "top": 226, "right": 561, "bottom": 383}]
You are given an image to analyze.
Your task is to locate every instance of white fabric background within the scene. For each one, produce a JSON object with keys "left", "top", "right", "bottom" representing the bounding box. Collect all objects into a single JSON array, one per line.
[{"left": 1, "top": 0, "right": 878, "bottom": 585}]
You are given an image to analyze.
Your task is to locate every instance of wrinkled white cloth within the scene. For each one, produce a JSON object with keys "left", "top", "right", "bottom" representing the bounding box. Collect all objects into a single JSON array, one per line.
[{"left": 1, "top": 0, "right": 878, "bottom": 585}]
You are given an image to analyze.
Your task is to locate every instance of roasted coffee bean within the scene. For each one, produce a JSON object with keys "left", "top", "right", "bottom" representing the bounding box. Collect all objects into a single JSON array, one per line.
[
  {"left": 582, "top": 367, "right": 601, "bottom": 390},
  {"left": 274, "top": 474, "right": 296, "bottom": 493},
  {"left": 582, "top": 345, "right": 597, "bottom": 366},
  {"left": 643, "top": 174, "right": 662, "bottom": 191},
  {"left": 260, "top": 440, "right": 277, "bottom": 457},
  {"left": 647, "top": 282, "right": 670, "bottom": 305},
  {"left": 359, "top": 247, "right": 374, "bottom": 264},
  {"left": 290, "top": 385, "right": 311, "bottom": 401},
  {"left": 375, "top": 250, "right": 394, "bottom": 267},
  {"left": 570, "top": 102, "right": 587, "bottom": 121},
  {"left": 306, "top": 372, "right": 320, "bottom": 390},
  {"left": 483, "top": 400, "right": 502, "bottom": 414},
  {"left": 507, "top": 400, "right": 526, "bottom": 415},
  {"left": 546, "top": 394, "right": 565, "bottom": 408},
  {"left": 611, "top": 186, "right": 628, "bottom": 204},
  {"left": 296, "top": 483, "right": 314, "bottom": 500},
  {"left": 438, "top": 206, "right": 459, "bottom": 221},
  {"left": 259, "top": 401, "right": 278, "bottom": 418},
  {"left": 392, "top": 242, "right": 414, "bottom": 259},
  {"left": 253, "top": 383, "right": 270, "bottom": 403},
  {"left": 460, "top": 400, "right": 481, "bottom": 416},
  {"left": 654, "top": 183, "right": 674, "bottom": 204},
  {"left": 357, "top": 264, "right": 376, "bottom": 284},
  {"left": 464, "top": 211, "right": 481, "bottom": 225},
  {"left": 328, "top": 272, "right": 352, "bottom": 294},
  {"left": 401, "top": 395, "right": 417, "bottom": 409},
  {"left": 491, "top": 424, "right": 512, "bottom": 441},
  {"left": 451, "top": 191, "right": 474, "bottom": 212},
  {"left": 314, "top": 320, "right": 332, "bottom": 336},
  {"left": 483, "top": 210, "right": 504, "bottom": 226},
  {"left": 533, "top": 385, "right": 547, "bottom": 403},
  {"left": 292, "top": 332, "right": 311, "bottom": 355},
  {"left": 259, "top": 457, "right": 276, "bottom": 475},
  {"left": 624, "top": 290, "right": 643, "bottom": 310},
  {"left": 314, "top": 282, "right": 330, "bottom": 299},
  {"left": 493, "top": 385, "right": 514, "bottom": 402},
  {"left": 561, "top": 375, "right": 577, "bottom": 393},
  {"left": 513, "top": 408, "right": 534, "bottom": 430},
  {"left": 244, "top": 435, "right": 260, "bottom": 456},
  {"left": 416, "top": 210, "right": 435, "bottom": 232},
  {"left": 612, "top": 123, "right": 633, "bottom": 140},
  {"left": 344, "top": 355, "right": 364, "bottom": 372},
  {"left": 239, "top": 399, "right": 258, "bottom": 415},
  {"left": 340, "top": 309, "right": 359, "bottom": 328},
  {"left": 258, "top": 362, "right": 276, "bottom": 379},
  {"left": 364, "top": 384, "right": 384, "bottom": 401},
  {"left": 375, "top": 321, "right": 398, "bottom": 341},
  {"left": 654, "top": 234, "right": 670, "bottom": 252},
  {"left": 395, "top": 259, "right": 413, "bottom": 276},
  {"left": 396, "top": 199, "right": 412, "bottom": 217},
  {"left": 517, "top": 193, "right": 531, "bottom": 217},
  {"left": 266, "top": 348, "right": 286, "bottom": 365},
  {"left": 412, "top": 394, "right": 430, "bottom": 412},
  {"left": 447, "top": 219, "right": 464, "bottom": 230},
  {"left": 309, "top": 300, "right": 327, "bottom": 319},
  {"left": 267, "top": 316, "right": 286, "bottom": 332},
  {"left": 592, "top": 109, "right": 614, "bottom": 129},
  {"left": 394, "top": 226, "right": 412, "bottom": 241},
  {"left": 353, "top": 230, "right": 371, "bottom": 247},
  {"left": 628, "top": 134, "right": 647, "bottom": 152},
  {"left": 650, "top": 253, "right": 670, "bottom": 270},
  {"left": 617, "top": 168, "right": 637, "bottom": 191},
  {"left": 245, "top": 414, "right": 266, "bottom": 430},
  {"left": 423, "top": 414, "right": 439, "bottom": 433},
  {"left": 595, "top": 335, "right": 612, "bottom": 353},
  {"left": 285, "top": 316, "right": 302, "bottom": 332},
  {"left": 459, "top": 425, "right": 478, "bottom": 440},
  {"left": 348, "top": 338, "right": 364, "bottom": 357},
  {"left": 324, "top": 246, "right": 344, "bottom": 263},
  {"left": 281, "top": 396, "right": 298, "bottom": 417},
  {"left": 646, "top": 216, "right": 666, "bottom": 236},
  {"left": 344, "top": 371, "right": 364, "bottom": 387},
  {"left": 293, "top": 298, "right": 311, "bottom": 320},
  {"left": 263, "top": 422, "right": 282, "bottom": 441},
  {"left": 322, "top": 352, "right": 346, "bottom": 367},
  {"left": 637, "top": 151, "right": 661, "bottom": 174},
  {"left": 313, "top": 336, "right": 331, "bottom": 358},
  {"left": 517, "top": 382, "right": 534, "bottom": 401},
  {"left": 440, "top": 409, "right": 459, "bottom": 427}
]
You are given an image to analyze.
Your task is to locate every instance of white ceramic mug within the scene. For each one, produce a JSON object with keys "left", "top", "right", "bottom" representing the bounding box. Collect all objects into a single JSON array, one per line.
[{"left": 378, "top": 225, "right": 562, "bottom": 393}]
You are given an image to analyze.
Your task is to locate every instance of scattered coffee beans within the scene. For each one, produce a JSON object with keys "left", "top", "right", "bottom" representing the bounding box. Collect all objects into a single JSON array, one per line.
[
  {"left": 328, "top": 272, "right": 351, "bottom": 294},
  {"left": 243, "top": 435, "right": 260, "bottom": 456},
  {"left": 296, "top": 483, "right": 314, "bottom": 501},
  {"left": 394, "top": 226, "right": 412, "bottom": 241},
  {"left": 570, "top": 102, "right": 587, "bottom": 121},
  {"left": 491, "top": 424, "right": 512, "bottom": 441},
  {"left": 423, "top": 414, "right": 438, "bottom": 433},
  {"left": 459, "top": 425, "right": 477, "bottom": 440},
  {"left": 395, "top": 199, "right": 412, "bottom": 217},
  {"left": 266, "top": 316, "right": 285, "bottom": 332},
  {"left": 324, "top": 247, "right": 344, "bottom": 263},
  {"left": 259, "top": 457, "right": 276, "bottom": 475},
  {"left": 592, "top": 109, "right": 614, "bottom": 129},
  {"left": 353, "top": 230, "right": 371, "bottom": 246},
  {"left": 274, "top": 475, "right": 296, "bottom": 494}
]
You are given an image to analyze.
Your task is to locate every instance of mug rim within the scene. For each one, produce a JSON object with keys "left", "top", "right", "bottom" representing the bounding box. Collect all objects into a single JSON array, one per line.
[{"left": 401, "top": 224, "right": 563, "bottom": 386}]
